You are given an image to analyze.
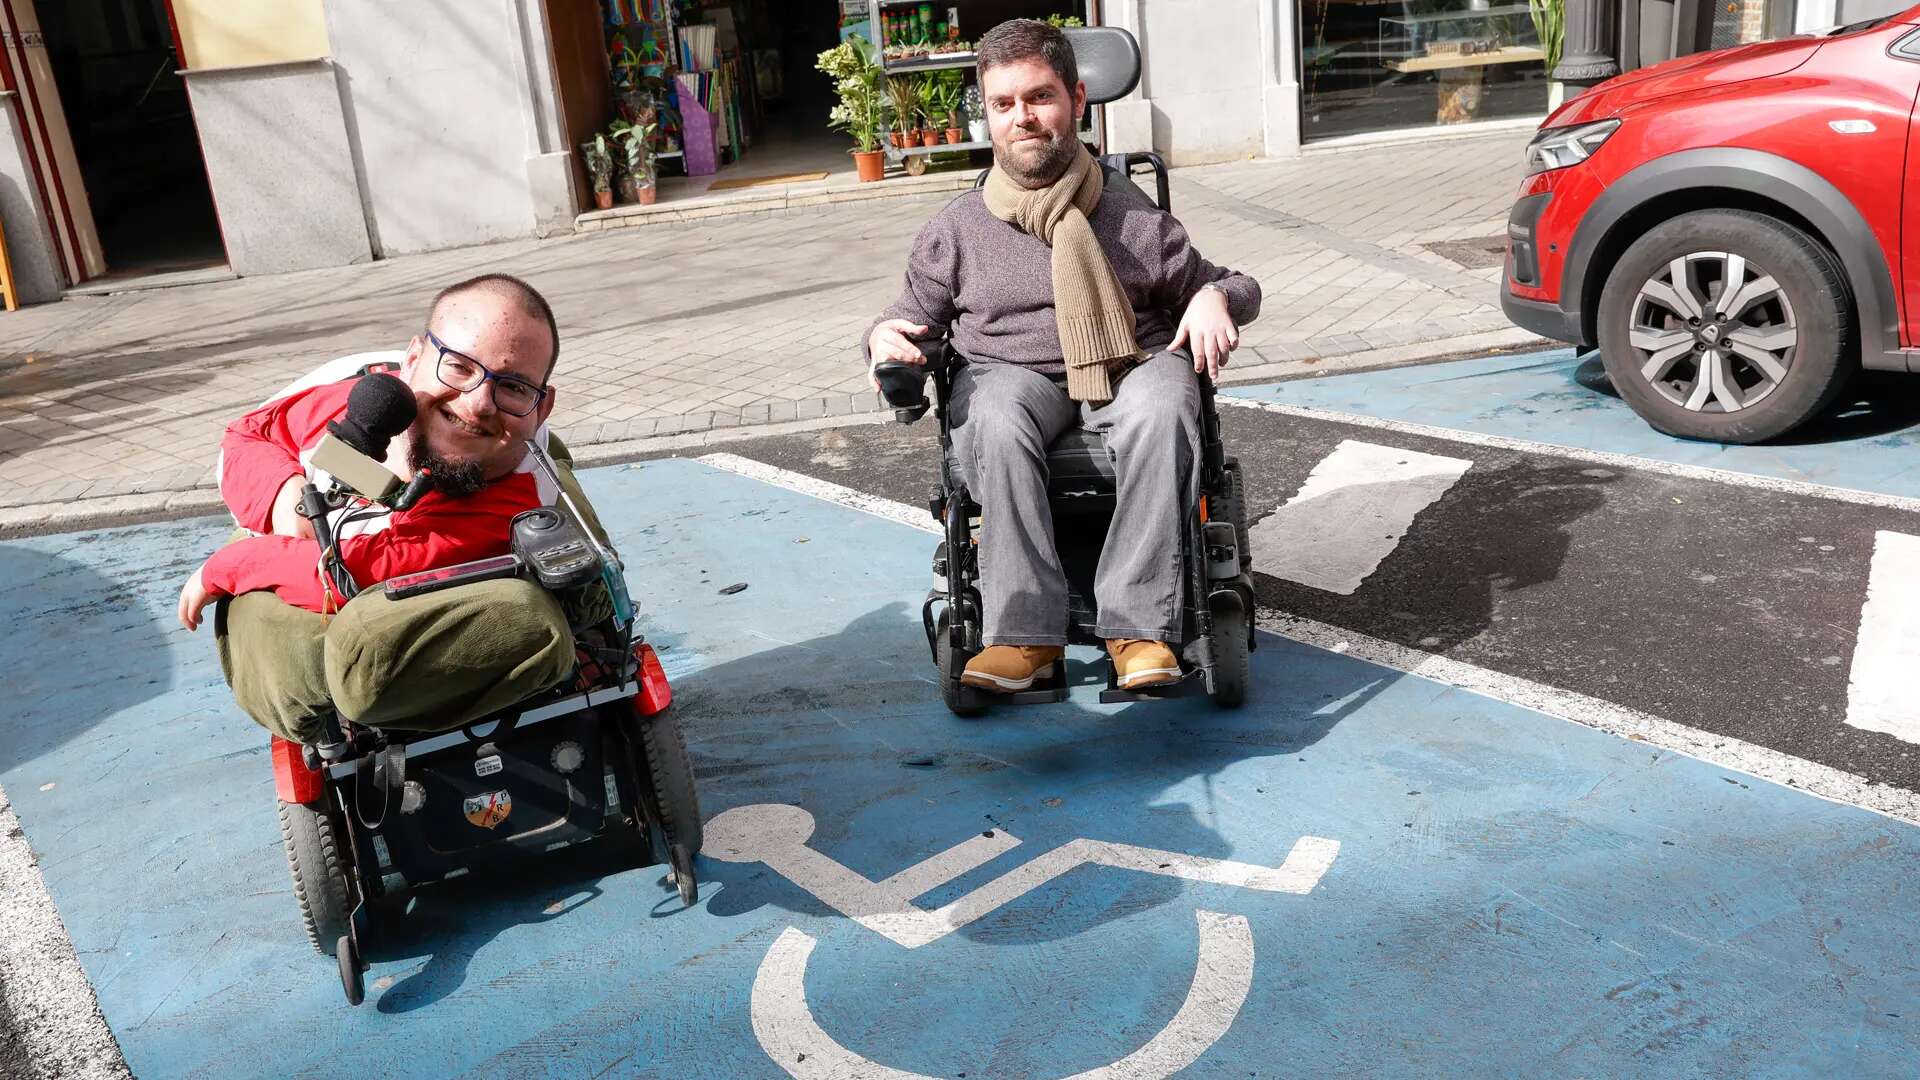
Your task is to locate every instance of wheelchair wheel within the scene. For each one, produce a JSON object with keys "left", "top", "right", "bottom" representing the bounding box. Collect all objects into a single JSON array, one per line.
[
  {"left": 278, "top": 797, "right": 351, "bottom": 957},
  {"left": 1218, "top": 457, "right": 1252, "bottom": 574},
  {"left": 1208, "top": 603, "right": 1251, "bottom": 708},
  {"left": 935, "top": 609, "right": 986, "bottom": 717},
  {"left": 638, "top": 708, "right": 704, "bottom": 859}
]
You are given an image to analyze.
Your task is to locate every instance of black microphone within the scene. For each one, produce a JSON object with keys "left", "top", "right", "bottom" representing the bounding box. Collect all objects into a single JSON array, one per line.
[
  {"left": 327, "top": 373, "right": 417, "bottom": 461},
  {"left": 310, "top": 373, "right": 417, "bottom": 500}
]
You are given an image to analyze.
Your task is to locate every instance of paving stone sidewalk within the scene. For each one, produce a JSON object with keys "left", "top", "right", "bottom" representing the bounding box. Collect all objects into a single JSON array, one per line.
[{"left": 0, "top": 130, "right": 1532, "bottom": 512}]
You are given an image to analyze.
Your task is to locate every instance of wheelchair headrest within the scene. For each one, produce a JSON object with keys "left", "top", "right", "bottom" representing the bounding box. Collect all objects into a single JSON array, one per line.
[{"left": 1064, "top": 27, "right": 1141, "bottom": 106}]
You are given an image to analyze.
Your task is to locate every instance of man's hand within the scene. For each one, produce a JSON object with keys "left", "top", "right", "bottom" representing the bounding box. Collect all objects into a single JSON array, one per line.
[
  {"left": 867, "top": 319, "right": 929, "bottom": 390},
  {"left": 177, "top": 564, "right": 220, "bottom": 632},
  {"left": 269, "top": 475, "right": 315, "bottom": 540},
  {"left": 1171, "top": 288, "right": 1239, "bottom": 381}
]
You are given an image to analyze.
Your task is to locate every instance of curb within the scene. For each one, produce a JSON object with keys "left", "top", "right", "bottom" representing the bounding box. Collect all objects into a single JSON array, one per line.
[{"left": 0, "top": 328, "right": 1546, "bottom": 539}]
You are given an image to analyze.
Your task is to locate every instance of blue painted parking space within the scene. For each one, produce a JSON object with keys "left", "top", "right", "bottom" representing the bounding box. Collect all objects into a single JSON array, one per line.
[
  {"left": 4, "top": 456, "right": 1918, "bottom": 1077},
  {"left": 1232, "top": 349, "right": 1920, "bottom": 499}
]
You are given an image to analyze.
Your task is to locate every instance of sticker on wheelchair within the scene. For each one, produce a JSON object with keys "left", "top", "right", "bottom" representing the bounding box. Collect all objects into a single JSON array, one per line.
[
  {"left": 705, "top": 804, "right": 1340, "bottom": 1078},
  {"left": 462, "top": 790, "right": 512, "bottom": 829}
]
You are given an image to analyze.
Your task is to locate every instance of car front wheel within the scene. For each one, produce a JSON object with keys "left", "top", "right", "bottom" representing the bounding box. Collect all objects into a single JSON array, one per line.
[{"left": 1596, "top": 209, "right": 1853, "bottom": 443}]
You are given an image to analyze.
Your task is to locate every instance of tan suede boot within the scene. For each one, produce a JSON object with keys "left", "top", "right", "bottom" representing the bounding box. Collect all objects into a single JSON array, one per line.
[
  {"left": 961, "top": 644, "right": 1065, "bottom": 692},
  {"left": 1107, "top": 639, "right": 1181, "bottom": 689}
]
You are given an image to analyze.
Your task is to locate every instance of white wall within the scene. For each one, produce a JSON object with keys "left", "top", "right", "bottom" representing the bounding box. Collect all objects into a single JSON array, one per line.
[
  {"left": 324, "top": 0, "right": 564, "bottom": 256},
  {"left": 1105, "top": 0, "right": 1301, "bottom": 166},
  {"left": 184, "top": 62, "right": 372, "bottom": 276}
]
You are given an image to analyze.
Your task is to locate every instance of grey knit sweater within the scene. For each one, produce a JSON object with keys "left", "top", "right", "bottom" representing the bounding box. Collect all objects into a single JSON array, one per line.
[{"left": 866, "top": 187, "right": 1261, "bottom": 375}]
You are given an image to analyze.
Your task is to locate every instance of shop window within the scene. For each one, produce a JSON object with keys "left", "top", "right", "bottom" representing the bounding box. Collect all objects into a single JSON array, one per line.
[{"left": 1299, "top": 0, "right": 1551, "bottom": 142}]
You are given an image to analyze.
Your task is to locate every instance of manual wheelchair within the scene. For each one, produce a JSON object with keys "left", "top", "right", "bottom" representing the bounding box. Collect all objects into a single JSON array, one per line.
[
  {"left": 252, "top": 440, "right": 702, "bottom": 1007},
  {"left": 871, "top": 26, "right": 1256, "bottom": 716}
]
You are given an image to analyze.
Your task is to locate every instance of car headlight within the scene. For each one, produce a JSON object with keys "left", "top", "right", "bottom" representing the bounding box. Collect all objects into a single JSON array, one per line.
[{"left": 1525, "top": 120, "right": 1620, "bottom": 176}]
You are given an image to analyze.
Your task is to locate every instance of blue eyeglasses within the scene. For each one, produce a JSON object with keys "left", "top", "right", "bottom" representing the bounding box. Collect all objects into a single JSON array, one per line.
[{"left": 425, "top": 331, "right": 549, "bottom": 417}]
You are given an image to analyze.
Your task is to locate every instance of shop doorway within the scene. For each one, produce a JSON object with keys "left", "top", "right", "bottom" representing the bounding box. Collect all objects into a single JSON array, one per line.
[{"left": 38, "top": 0, "right": 226, "bottom": 282}]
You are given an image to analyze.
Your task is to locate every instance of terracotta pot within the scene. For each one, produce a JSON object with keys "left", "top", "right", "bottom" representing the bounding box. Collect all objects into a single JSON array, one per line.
[
  {"left": 945, "top": 128, "right": 963, "bottom": 144},
  {"left": 921, "top": 129, "right": 940, "bottom": 147},
  {"left": 852, "top": 149, "right": 886, "bottom": 183},
  {"left": 594, "top": 188, "right": 614, "bottom": 210},
  {"left": 889, "top": 131, "right": 905, "bottom": 148},
  {"left": 636, "top": 185, "right": 658, "bottom": 205}
]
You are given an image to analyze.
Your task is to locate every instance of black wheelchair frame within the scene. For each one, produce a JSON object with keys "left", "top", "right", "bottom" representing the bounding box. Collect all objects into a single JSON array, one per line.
[{"left": 874, "top": 151, "right": 1257, "bottom": 716}]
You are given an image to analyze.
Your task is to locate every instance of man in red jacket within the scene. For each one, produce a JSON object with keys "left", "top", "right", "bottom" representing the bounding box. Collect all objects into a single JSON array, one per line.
[{"left": 179, "top": 273, "right": 579, "bottom": 743}]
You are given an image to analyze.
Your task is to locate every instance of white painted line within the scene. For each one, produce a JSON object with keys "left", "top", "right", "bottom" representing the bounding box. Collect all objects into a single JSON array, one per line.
[
  {"left": 1216, "top": 395, "right": 1920, "bottom": 515},
  {"left": 699, "top": 452, "right": 938, "bottom": 534},
  {"left": 752, "top": 928, "right": 928, "bottom": 1080},
  {"left": 1063, "top": 911, "right": 1255, "bottom": 1080},
  {"left": 0, "top": 784, "right": 131, "bottom": 1079},
  {"left": 1846, "top": 530, "right": 1920, "bottom": 744},
  {"left": 684, "top": 455, "right": 1920, "bottom": 826},
  {"left": 1262, "top": 609, "right": 1920, "bottom": 826},
  {"left": 704, "top": 804, "right": 1336, "bottom": 949},
  {"left": 750, "top": 910, "right": 1255, "bottom": 1080},
  {"left": 1249, "top": 439, "right": 1470, "bottom": 594}
]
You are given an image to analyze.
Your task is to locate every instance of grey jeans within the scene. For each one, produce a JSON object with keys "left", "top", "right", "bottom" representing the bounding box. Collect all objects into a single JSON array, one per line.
[{"left": 949, "top": 350, "right": 1200, "bottom": 645}]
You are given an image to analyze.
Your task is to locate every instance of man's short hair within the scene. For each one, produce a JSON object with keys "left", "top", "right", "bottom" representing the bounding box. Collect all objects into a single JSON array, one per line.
[
  {"left": 976, "top": 19, "right": 1078, "bottom": 93},
  {"left": 426, "top": 273, "right": 561, "bottom": 382}
]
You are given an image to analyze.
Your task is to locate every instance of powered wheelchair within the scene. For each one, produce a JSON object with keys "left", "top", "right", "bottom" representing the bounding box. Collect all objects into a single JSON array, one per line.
[
  {"left": 872, "top": 26, "right": 1256, "bottom": 716},
  {"left": 245, "top": 430, "right": 701, "bottom": 1007}
]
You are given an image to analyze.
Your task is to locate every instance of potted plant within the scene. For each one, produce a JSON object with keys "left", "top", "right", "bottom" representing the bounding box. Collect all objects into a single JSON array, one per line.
[
  {"left": 887, "top": 74, "right": 922, "bottom": 148},
  {"left": 917, "top": 74, "right": 941, "bottom": 147},
  {"left": 963, "top": 83, "right": 987, "bottom": 142},
  {"left": 929, "top": 69, "right": 966, "bottom": 143},
  {"left": 818, "top": 33, "right": 888, "bottom": 181},
  {"left": 1527, "top": 0, "right": 1567, "bottom": 109},
  {"left": 581, "top": 134, "right": 615, "bottom": 210},
  {"left": 609, "top": 118, "right": 658, "bottom": 205}
]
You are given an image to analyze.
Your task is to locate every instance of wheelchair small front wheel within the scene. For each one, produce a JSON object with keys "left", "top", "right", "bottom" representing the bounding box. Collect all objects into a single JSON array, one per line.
[
  {"left": 669, "top": 842, "right": 699, "bottom": 906},
  {"left": 337, "top": 934, "right": 364, "bottom": 1006},
  {"left": 935, "top": 609, "right": 986, "bottom": 717},
  {"left": 1207, "top": 604, "right": 1251, "bottom": 708}
]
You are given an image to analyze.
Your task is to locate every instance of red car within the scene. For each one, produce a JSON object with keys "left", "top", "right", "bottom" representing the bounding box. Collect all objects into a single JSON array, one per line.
[{"left": 1502, "top": 9, "right": 1920, "bottom": 441}]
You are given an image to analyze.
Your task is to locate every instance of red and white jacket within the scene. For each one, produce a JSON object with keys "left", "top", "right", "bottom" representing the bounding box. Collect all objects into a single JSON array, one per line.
[{"left": 206, "top": 352, "right": 556, "bottom": 613}]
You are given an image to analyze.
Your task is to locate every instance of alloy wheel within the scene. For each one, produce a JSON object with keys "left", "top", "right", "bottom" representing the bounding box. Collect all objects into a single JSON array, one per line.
[{"left": 1627, "top": 251, "right": 1798, "bottom": 413}]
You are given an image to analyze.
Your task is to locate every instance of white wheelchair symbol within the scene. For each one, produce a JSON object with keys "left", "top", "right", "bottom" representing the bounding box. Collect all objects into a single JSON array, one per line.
[{"left": 704, "top": 804, "right": 1341, "bottom": 1079}]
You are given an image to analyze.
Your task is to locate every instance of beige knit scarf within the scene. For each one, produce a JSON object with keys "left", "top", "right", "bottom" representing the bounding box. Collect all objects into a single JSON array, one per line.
[{"left": 982, "top": 142, "right": 1146, "bottom": 403}]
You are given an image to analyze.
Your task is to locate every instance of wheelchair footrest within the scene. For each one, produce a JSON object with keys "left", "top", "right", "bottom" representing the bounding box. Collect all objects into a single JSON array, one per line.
[
  {"left": 1098, "top": 666, "right": 1206, "bottom": 705},
  {"left": 953, "top": 662, "right": 1068, "bottom": 709}
]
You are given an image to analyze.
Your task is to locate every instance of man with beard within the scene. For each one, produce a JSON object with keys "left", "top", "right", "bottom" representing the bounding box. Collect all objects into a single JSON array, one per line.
[
  {"left": 177, "top": 274, "right": 589, "bottom": 745},
  {"left": 865, "top": 19, "right": 1261, "bottom": 694}
]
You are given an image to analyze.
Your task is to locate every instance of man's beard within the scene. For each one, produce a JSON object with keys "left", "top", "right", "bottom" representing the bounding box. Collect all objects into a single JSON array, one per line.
[
  {"left": 408, "top": 438, "right": 488, "bottom": 498},
  {"left": 997, "top": 128, "right": 1076, "bottom": 188}
]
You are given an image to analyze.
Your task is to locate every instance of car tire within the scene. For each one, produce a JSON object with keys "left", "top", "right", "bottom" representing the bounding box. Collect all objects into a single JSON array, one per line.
[{"left": 1596, "top": 209, "right": 1853, "bottom": 443}]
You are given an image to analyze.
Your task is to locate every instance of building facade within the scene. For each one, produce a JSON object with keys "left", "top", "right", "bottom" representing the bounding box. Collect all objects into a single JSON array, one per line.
[{"left": 0, "top": 0, "right": 1913, "bottom": 302}]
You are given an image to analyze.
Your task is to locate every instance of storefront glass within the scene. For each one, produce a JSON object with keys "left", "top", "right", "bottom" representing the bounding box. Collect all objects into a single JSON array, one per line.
[{"left": 1298, "top": 0, "right": 1551, "bottom": 142}]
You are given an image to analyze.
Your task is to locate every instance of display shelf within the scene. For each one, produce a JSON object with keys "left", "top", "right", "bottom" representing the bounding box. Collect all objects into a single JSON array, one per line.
[
  {"left": 1385, "top": 45, "right": 1543, "bottom": 72},
  {"left": 882, "top": 52, "right": 977, "bottom": 72},
  {"left": 896, "top": 138, "right": 988, "bottom": 155}
]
